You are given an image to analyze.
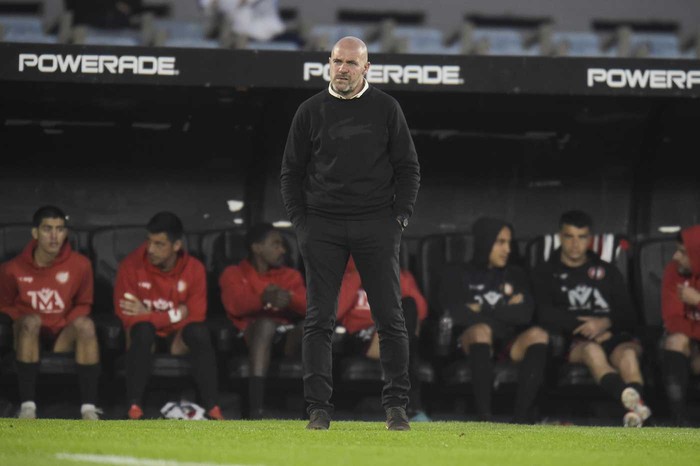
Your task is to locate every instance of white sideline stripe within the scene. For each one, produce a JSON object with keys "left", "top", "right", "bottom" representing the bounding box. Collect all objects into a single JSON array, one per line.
[{"left": 56, "top": 453, "right": 262, "bottom": 466}]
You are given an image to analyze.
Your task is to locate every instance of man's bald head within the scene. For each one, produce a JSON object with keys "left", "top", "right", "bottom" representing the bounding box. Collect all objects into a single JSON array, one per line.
[
  {"left": 331, "top": 36, "right": 369, "bottom": 63},
  {"left": 329, "top": 36, "right": 370, "bottom": 98}
]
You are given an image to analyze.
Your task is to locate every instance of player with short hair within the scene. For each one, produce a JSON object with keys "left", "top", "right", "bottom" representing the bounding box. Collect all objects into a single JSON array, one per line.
[
  {"left": 532, "top": 210, "right": 651, "bottom": 427},
  {"left": 0, "top": 205, "right": 100, "bottom": 420},
  {"left": 219, "top": 222, "right": 306, "bottom": 419},
  {"left": 115, "top": 211, "right": 223, "bottom": 420}
]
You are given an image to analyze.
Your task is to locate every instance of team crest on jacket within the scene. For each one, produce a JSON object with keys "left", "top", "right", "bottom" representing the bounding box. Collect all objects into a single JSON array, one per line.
[
  {"left": 587, "top": 267, "right": 606, "bottom": 280},
  {"left": 55, "top": 271, "right": 70, "bottom": 284},
  {"left": 178, "top": 280, "right": 187, "bottom": 293},
  {"left": 503, "top": 282, "right": 513, "bottom": 296}
]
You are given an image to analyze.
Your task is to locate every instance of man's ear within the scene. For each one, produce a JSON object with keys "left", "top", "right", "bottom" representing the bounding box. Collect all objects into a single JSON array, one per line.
[
  {"left": 31, "top": 227, "right": 38, "bottom": 241},
  {"left": 173, "top": 239, "right": 183, "bottom": 253}
]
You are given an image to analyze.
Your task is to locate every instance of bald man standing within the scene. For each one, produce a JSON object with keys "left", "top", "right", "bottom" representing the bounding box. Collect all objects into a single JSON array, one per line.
[{"left": 281, "top": 37, "right": 420, "bottom": 430}]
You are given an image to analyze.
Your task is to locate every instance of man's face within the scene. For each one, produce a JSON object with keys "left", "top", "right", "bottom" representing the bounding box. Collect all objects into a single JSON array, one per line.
[
  {"left": 253, "top": 231, "right": 286, "bottom": 268},
  {"left": 559, "top": 224, "right": 592, "bottom": 264},
  {"left": 489, "top": 226, "right": 512, "bottom": 268},
  {"left": 673, "top": 242, "right": 692, "bottom": 275},
  {"left": 32, "top": 217, "right": 67, "bottom": 256},
  {"left": 147, "top": 232, "right": 181, "bottom": 269},
  {"left": 329, "top": 41, "right": 369, "bottom": 97}
]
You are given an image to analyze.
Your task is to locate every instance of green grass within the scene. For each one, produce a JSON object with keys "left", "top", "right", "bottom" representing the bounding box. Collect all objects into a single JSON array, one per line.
[{"left": 1, "top": 419, "right": 699, "bottom": 466}]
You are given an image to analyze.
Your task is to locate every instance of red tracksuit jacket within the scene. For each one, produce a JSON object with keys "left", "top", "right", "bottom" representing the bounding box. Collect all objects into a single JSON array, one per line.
[
  {"left": 219, "top": 259, "right": 306, "bottom": 331},
  {"left": 662, "top": 225, "right": 700, "bottom": 340},
  {"left": 114, "top": 243, "right": 207, "bottom": 337},
  {"left": 337, "top": 258, "right": 428, "bottom": 334},
  {"left": 0, "top": 240, "right": 93, "bottom": 334}
]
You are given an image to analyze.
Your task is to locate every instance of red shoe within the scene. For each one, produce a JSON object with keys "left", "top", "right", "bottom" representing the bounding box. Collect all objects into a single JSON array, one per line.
[
  {"left": 128, "top": 404, "right": 144, "bottom": 420},
  {"left": 207, "top": 405, "right": 225, "bottom": 420}
]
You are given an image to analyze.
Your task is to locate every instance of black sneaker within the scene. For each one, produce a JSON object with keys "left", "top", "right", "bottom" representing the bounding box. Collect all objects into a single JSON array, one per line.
[
  {"left": 306, "top": 409, "right": 331, "bottom": 430},
  {"left": 386, "top": 407, "right": 411, "bottom": 431}
]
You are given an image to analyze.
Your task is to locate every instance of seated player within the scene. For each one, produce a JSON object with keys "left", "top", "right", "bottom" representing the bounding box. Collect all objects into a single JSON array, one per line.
[
  {"left": 532, "top": 210, "right": 650, "bottom": 427},
  {"left": 115, "top": 212, "right": 223, "bottom": 420},
  {"left": 438, "top": 217, "right": 548, "bottom": 423},
  {"left": 0, "top": 205, "right": 101, "bottom": 420},
  {"left": 660, "top": 226, "right": 700, "bottom": 426},
  {"left": 219, "top": 222, "right": 306, "bottom": 419}
]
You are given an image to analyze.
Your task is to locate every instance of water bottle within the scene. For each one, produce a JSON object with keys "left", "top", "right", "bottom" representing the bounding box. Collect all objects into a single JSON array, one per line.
[{"left": 436, "top": 309, "right": 453, "bottom": 356}]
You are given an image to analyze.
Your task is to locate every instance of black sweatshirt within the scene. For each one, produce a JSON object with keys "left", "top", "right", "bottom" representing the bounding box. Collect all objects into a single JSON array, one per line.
[
  {"left": 438, "top": 263, "right": 535, "bottom": 329},
  {"left": 531, "top": 250, "right": 636, "bottom": 335},
  {"left": 280, "top": 86, "right": 420, "bottom": 226},
  {"left": 437, "top": 217, "right": 535, "bottom": 329}
]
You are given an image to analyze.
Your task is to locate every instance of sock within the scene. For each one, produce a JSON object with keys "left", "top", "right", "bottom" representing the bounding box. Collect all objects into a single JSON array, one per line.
[
  {"left": 469, "top": 343, "right": 493, "bottom": 421},
  {"left": 80, "top": 403, "right": 96, "bottom": 414},
  {"left": 662, "top": 349, "right": 689, "bottom": 424},
  {"left": 77, "top": 363, "right": 100, "bottom": 405},
  {"left": 248, "top": 376, "right": 265, "bottom": 419},
  {"left": 513, "top": 343, "right": 548, "bottom": 423},
  {"left": 599, "top": 372, "right": 627, "bottom": 402},
  {"left": 16, "top": 361, "right": 39, "bottom": 403}
]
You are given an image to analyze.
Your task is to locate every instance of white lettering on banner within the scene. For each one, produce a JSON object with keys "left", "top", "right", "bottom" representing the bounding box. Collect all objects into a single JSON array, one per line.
[
  {"left": 143, "top": 298, "right": 175, "bottom": 312},
  {"left": 587, "top": 68, "right": 700, "bottom": 89},
  {"left": 26, "top": 288, "right": 65, "bottom": 313},
  {"left": 303, "top": 62, "right": 464, "bottom": 85},
  {"left": 18, "top": 53, "right": 178, "bottom": 76}
]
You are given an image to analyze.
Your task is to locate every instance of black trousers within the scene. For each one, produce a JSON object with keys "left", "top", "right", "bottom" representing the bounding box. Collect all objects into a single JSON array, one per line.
[{"left": 297, "top": 214, "right": 410, "bottom": 414}]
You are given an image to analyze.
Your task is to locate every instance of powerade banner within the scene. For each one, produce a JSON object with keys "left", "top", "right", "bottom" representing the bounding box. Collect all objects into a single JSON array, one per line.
[{"left": 1, "top": 42, "right": 700, "bottom": 97}]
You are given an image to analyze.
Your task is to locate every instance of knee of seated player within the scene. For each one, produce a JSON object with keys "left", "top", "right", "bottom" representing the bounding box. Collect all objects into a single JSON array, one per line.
[
  {"left": 17, "top": 314, "right": 42, "bottom": 337},
  {"left": 71, "top": 316, "right": 97, "bottom": 340},
  {"left": 578, "top": 341, "right": 607, "bottom": 364},
  {"left": 521, "top": 326, "right": 549, "bottom": 346},
  {"left": 664, "top": 333, "right": 691, "bottom": 354},
  {"left": 611, "top": 343, "right": 641, "bottom": 365},
  {"left": 464, "top": 323, "right": 493, "bottom": 345}
]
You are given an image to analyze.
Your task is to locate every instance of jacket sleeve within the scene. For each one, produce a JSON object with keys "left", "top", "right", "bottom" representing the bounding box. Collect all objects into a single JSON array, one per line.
[
  {"left": 532, "top": 264, "right": 579, "bottom": 333},
  {"left": 608, "top": 265, "right": 636, "bottom": 333},
  {"left": 388, "top": 99, "right": 420, "bottom": 219},
  {"left": 661, "top": 262, "right": 693, "bottom": 335},
  {"left": 401, "top": 271, "right": 428, "bottom": 321},
  {"left": 280, "top": 105, "right": 311, "bottom": 228},
  {"left": 64, "top": 258, "right": 93, "bottom": 325},
  {"left": 219, "top": 266, "right": 265, "bottom": 319},
  {"left": 183, "top": 262, "right": 207, "bottom": 323},
  {"left": 285, "top": 269, "right": 307, "bottom": 317},
  {"left": 336, "top": 272, "right": 362, "bottom": 323},
  {"left": 114, "top": 262, "right": 170, "bottom": 330},
  {"left": 0, "top": 263, "right": 22, "bottom": 320},
  {"left": 436, "top": 263, "right": 487, "bottom": 327},
  {"left": 493, "top": 267, "right": 535, "bottom": 326}
]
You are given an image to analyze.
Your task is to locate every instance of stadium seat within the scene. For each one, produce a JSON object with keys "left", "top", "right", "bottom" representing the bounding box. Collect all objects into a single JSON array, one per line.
[
  {"left": 629, "top": 32, "right": 681, "bottom": 58},
  {"left": 72, "top": 25, "right": 141, "bottom": 46},
  {"left": 246, "top": 40, "right": 300, "bottom": 51},
  {"left": 472, "top": 28, "right": 526, "bottom": 55},
  {"left": 152, "top": 18, "right": 220, "bottom": 49},
  {"left": 551, "top": 31, "right": 603, "bottom": 57},
  {"left": 0, "top": 14, "right": 57, "bottom": 44}
]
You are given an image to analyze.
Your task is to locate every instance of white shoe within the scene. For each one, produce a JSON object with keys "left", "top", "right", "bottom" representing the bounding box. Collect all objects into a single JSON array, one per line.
[
  {"left": 18, "top": 401, "right": 36, "bottom": 419},
  {"left": 81, "top": 404, "right": 103, "bottom": 421},
  {"left": 621, "top": 387, "right": 651, "bottom": 426},
  {"left": 623, "top": 411, "right": 642, "bottom": 427}
]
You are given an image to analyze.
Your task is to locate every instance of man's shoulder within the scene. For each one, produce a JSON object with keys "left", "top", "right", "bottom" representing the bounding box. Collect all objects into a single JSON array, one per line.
[
  {"left": 67, "top": 250, "right": 92, "bottom": 269},
  {"left": 298, "top": 89, "right": 329, "bottom": 109},
  {"left": 366, "top": 86, "right": 400, "bottom": 107}
]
